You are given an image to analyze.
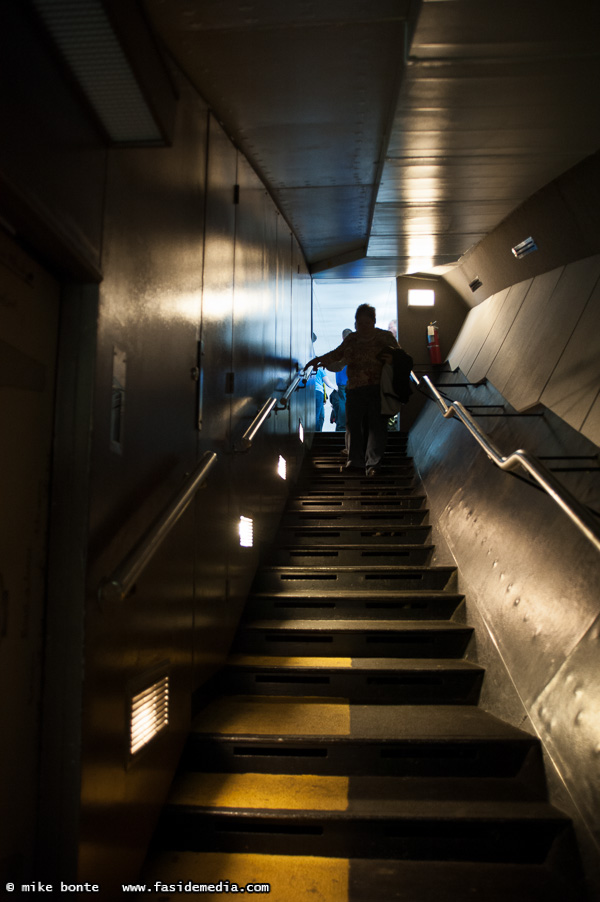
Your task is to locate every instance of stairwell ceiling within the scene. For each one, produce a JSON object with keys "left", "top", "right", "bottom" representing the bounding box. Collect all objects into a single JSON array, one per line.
[{"left": 142, "top": 0, "right": 600, "bottom": 280}]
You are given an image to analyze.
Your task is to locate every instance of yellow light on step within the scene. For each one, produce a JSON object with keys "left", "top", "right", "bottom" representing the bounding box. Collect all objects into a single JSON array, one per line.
[
  {"left": 278, "top": 455, "right": 287, "bottom": 480},
  {"left": 129, "top": 675, "right": 169, "bottom": 756},
  {"left": 239, "top": 516, "right": 253, "bottom": 548}
]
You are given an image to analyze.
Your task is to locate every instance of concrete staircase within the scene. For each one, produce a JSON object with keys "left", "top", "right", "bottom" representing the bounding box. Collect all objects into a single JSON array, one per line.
[{"left": 143, "top": 432, "right": 582, "bottom": 901}]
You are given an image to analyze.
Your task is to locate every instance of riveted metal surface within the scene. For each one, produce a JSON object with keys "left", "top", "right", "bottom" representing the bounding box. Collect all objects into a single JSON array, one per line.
[
  {"left": 409, "top": 372, "right": 600, "bottom": 878},
  {"left": 533, "top": 615, "right": 600, "bottom": 844}
]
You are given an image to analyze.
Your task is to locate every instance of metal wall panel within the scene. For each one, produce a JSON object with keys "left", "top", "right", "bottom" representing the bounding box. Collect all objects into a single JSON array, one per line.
[
  {"left": 447, "top": 256, "right": 600, "bottom": 446},
  {"left": 500, "top": 256, "right": 600, "bottom": 409},
  {"left": 396, "top": 275, "right": 469, "bottom": 367},
  {"left": 290, "top": 238, "right": 313, "bottom": 437},
  {"left": 81, "top": 74, "right": 208, "bottom": 886},
  {"left": 74, "top": 83, "right": 312, "bottom": 891},
  {"left": 582, "top": 391, "right": 600, "bottom": 448},
  {"left": 228, "top": 155, "right": 274, "bottom": 623},
  {"left": 192, "top": 114, "right": 237, "bottom": 689},
  {"left": 409, "top": 376, "right": 600, "bottom": 889},
  {"left": 485, "top": 268, "right": 563, "bottom": 396},
  {"left": 0, "top": 234, "right": 60, "bottom": 881},
  {"left": 465, "top": 280, "right": 532, "bottom": 384},
  {"left": 446, "top": 288, "right": 508, "bottom": 376},
  {"left": 540, "top": 275, "right": 600, "bottom": 434}
]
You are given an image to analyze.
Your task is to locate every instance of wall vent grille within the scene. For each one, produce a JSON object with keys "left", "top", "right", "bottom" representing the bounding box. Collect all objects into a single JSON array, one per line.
[{"left": 129, "top": 673, "right": 169, "bottom": 757}]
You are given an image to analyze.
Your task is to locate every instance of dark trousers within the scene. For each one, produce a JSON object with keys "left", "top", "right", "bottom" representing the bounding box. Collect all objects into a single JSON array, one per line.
[
  {"left": 335, "top": 385, "right": 346, "bottom": 431},
  {"left": 346, "top": 384, "right": 388, "bottom": 468}
]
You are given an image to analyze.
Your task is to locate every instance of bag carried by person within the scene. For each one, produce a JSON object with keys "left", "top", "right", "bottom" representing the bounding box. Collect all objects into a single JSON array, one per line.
[{"left": 380, "top": 348, "right": 413, "bottom": 414}]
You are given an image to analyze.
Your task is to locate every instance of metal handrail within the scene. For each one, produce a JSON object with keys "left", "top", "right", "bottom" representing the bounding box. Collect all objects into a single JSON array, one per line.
[
  {"left": 241, "top": 370, "right": 304, "bottom": 450},
  {"left": 100, "top": 450, "right": 218, "bottom": 601},
  {"left": 422, "top": 375, "right": 600, "bottom": 554},
  {"left": 241, "top": 397, "right": 278, "bottom": 450},
  {"left": 280, "top": 370, "right": 305, "bottom": 405}
]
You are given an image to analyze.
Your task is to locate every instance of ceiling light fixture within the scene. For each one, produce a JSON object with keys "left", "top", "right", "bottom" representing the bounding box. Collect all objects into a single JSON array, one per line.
[
  {"left": 408, "top": 289, "right": 435, "bottom": 307},
  {"left": 511, "top": 237, "right": 538, "bottom": 259},
  {"left": 32, "top": 0, "right": 163, "bottom": 144}
]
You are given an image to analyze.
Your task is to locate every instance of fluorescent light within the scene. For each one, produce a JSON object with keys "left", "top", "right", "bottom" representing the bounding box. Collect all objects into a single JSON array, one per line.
[
  {"left": 408, "top": 289, "right": 435, "bottom": 307},
  {"left": 299, "top": 420, "right": 304, "bottom": 443},
  {"left": 32, "top": 0, "right": 162, "bottom": 143},
  {"left": 278, "top": 455, "right": 287, "bottom": 480},
  {"left": 239, "top": 516, "right": 253, "bottom": 548}
]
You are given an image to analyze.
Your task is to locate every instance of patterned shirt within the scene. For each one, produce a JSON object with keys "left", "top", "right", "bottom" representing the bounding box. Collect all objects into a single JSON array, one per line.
[{"left": 320, "top": 328, "right": 399, "bottom": 390}]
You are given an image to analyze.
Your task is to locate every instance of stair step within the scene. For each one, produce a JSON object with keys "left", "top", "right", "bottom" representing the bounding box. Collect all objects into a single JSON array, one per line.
[
  {"left": 252, "top": 565, "right": 455, "bottom": 592},
  {"left": 311, "top": 432, "right": 408, "bottom": 445},
  {"left": 244, "top": 591, "right": 465, "bottom": 620},
  {"left": 266, "top": 544, "right": 434, "bottom": 566},
  {"left": 222, "top": 655, "right": 484, "bottom": 704},
  {"left": 143, "top": 852, "right": 579, "bottom": 902},
  {"left": 157, "top": 771, "right": 568, "bottom": 861},
  {"left": 280, "top": 509, "right": 429, "bottom": 526},
  {"left": 184, "top": 699, "right": 538, "bottom": 778},
  {"left": 234, "top": 619, "right": 471, "bottom": 657},
  {"left": 311, "top": 457, "right": 412, "bottom": 470},
  {"left": 272, "top": 524, "right": 432, "bottom": 545},
  {"left": 287, "top": 495, "right": 427, "bottom": 513},
  {"left": 142, "top": 427, "right": 584, "bottom": 893},
  {"left": 302, "top": 475, "right": 416, "bottom": 491}
]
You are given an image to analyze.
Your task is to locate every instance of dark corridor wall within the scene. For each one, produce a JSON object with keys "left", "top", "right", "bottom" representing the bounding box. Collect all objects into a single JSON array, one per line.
[
  {"left": 79, "top": 89, "right": 312, "bottom": 885},
  {"left": 0, "top": 7, "right": 312, "bottom": 889}
]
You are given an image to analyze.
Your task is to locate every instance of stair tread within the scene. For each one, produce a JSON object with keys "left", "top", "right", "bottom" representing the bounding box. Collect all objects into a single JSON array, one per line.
[
  {"left": 166, "top": 773, "right": 560, "bottom": 817},
  {"left": 143, "top": 853, "right": 578, "bottom": 902},
  {"left": 227, "top": 654, "right": 483, "bottom": 672},
  {"left": 190, "top": 699, "right": 536, "bottom": 743},
  {"left": 241, "top": 619, "right": 469, "bottom": 631},
  {"left": 249, "top": 590, "right": 463, "bottom": 600},
  {"left": 300, "top": 494, "right": 419, "bottom": 500},
  {"left": 258, "top": 564, "right": 454, "bottom": 573},
  {"left": 274, "top": 542, "right": 435, "bottom": 556}
]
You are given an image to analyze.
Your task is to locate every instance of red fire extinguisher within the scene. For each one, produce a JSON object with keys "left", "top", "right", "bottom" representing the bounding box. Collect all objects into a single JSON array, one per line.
[{"left": 427, "top": 321, "right": 442, "bottom": 365}]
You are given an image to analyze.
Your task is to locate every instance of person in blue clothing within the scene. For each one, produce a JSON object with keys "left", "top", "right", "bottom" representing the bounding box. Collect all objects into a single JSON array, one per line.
[
  {"left": 314, "top": 367, "right": 335, "bottom": 431},
  {"left": 332, "top": 329, "right": 351, "bottom": 431}
]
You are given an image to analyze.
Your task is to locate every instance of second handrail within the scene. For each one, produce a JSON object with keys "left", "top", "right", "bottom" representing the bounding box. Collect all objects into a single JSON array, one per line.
[
  {"left": 100, "top": 450, "right": 218, "bottom": 601},
  {"left": 241, "top": 370, "right": 305, "bottom": 450},
  {"left": 422, "top": 375, "right": 600, "bottom": 554}
]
